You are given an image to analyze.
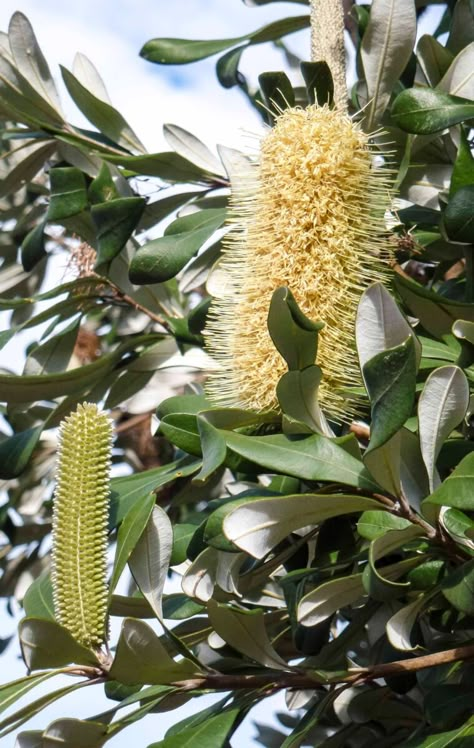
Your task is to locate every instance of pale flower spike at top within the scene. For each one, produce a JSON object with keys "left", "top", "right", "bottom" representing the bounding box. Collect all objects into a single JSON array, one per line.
[
  {"left": 204, "top": 0, "right": 394, "bottom": 421},
  {"left": 52, "top": 403, "right": 112, "bottom": 649}
]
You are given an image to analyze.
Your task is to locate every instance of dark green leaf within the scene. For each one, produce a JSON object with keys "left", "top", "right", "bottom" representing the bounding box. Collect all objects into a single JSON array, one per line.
[
  {"left": 92, "top": 196, "right": 146, "bottom": 265},
  {"left": 21, "top": 220, "right": 47, "bottom": 272},
  {"left": 46, "top": 167, "right": 88, "bottom": 222},
  {"left": 109, "top": 457, "right": 200, "bottom": 528},
  {"left": 193, "top": 417, "right": 227, "bottom": 483},
  {"left": 216, "top": 45, "right": 247, "bottom": 88},
  {"left": 148, "top": 707, "right": 240, "bottom": 748},
  {"left": 301, "top": 61, "right": 334, "bottom": 106},
  {"left": 444, "top": 185, "right": 474, "bottom": 244},
  {"left": 357, "top": 511, "right": 411, "bottom": 540},
  {"left": 277, "top": 366, "right": 329, "bottom": 434},
  {"left": 404, "top": 718, "right": 474, "bottom": 746},
  {"left": 391, "top": 87, "right": 474, "bottom": 134},
  {"left": 267, "top": 286, "right": 323, "bottom": 371},
  {"left": 129, "top": 209, "right": 226, "bottom": 284},
  {"left": 170, "top": 524, "right": 197, "bottom": 565},
  {"left": 442, "top": 559, "right": 474, "bottom": 615},
  {"left": 450, "top": 128, "right": 474, "bottom": 198},
  {"left": 364, "top": 337, "right": 417, "bottom": 452},
  {"left": 425, "top": 685, "right": 474, "bottom": 730},
  {"left": 0, "top": 425, "right": 43, "bottom": 479},
  {"left": 140, "top": 16, "right": 309, "bottom": 65},
  {"left": 109, "top": 491, "right": 156, "bottom": 596},
  {"left": 222, "top": 430, "right": 379, "bottom": 490},
  {"left": 88, "top": 162, "right": 120, "bottom": 204},
  {"left": 258, "top": 71, "right": 295, "bottom": 123},
  {"left": 423, "top": 452, "right": 474, "bottom": 511}
]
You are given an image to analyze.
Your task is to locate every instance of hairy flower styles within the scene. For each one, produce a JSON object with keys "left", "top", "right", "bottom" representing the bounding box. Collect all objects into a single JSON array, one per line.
[
  {"left": 204, "top": 105, "right": 393, "bottom": 420},
  {"left": 52, "top": 403, "right": 112, "bottom": 648}
]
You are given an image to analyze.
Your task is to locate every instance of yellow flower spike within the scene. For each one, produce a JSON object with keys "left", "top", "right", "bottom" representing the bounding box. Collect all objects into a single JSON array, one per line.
[
  {"left": 204, "top": 104, "right": 394, "bottom": 421},
  {"left": 52, "top": 402, "right": 112, "bottom": 649}
]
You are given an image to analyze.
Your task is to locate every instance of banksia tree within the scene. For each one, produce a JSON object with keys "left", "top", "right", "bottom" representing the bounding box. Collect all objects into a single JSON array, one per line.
[
  {"left": 204, "top": 0, "right": 394, "bottom": 420},
  {"left": 51, "top": 403, "right": 112, "bottom": 649}
]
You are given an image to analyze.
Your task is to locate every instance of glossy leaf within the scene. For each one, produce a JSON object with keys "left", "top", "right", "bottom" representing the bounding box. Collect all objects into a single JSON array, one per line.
[
  {"left": 47, "top": 167, "right": 88, "bottom": 222},
  {"left": 129, "top": 208, "right": 226, "bottom": 284},
  {"left": 109, "top": 458, "right": 200, "bottom": 528},
  {"left": 193, "top": 417, "right": 226, "bottom": 483},
  {"left": 442, "top": 559, "right": 474, "bottom": 615},
  {"left": 391, "top": 87, "right": 474, "bottom": 134},
  {"left": 109, "top": 492, "right": 156, "bottom": 597},
  {"left": 357, "top": 510, "right": 411, "bottom": 541},
  {"left": 140, "top": 16, "right": 310, "bottom": 65},
  {"left": 92, "top": 197, "right": 146, "bottom": 265},
  {"left": 361, "top": 0, "right": 416, "bottom": 129},
  {"left": 259, "top": 71, "right": 295, "bottom": 123},
  {"left": 109, "top": 618, "right": 197, "bottom": 685},
  {"left": 444, "top": 186, "right": 474, "bottom": 244},
  {"left": 301, "top": 61, "right": 334, "bottom": 106},
  {"left": 129, "top": 505, "right": 173, "bottom": 621},
  {"left": 222, "top": 430, "right": 379, "bottom": 490},
  {"left": 418, "top": 366, "right": 469, "bottom": 493},
  {"left": 425, "top": 451, "right": 474, "bottom": 512},
  {"left": 363, "top": 337, "right": 417, "bottom": 452},
  {"left": 21, "top": 219, "right": 47, "bottom": 272},
  {"left": 223, "top": 493, "right": 382, "bottom": 558}
]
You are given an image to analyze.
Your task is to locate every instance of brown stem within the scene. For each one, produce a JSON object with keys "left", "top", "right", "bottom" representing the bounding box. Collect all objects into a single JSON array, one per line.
[
  {"left": 94, "top": 275, "right": 173, "bottom": 332},
  {"left": 172, "top": 643, "right": 474, "bottom": 692}
]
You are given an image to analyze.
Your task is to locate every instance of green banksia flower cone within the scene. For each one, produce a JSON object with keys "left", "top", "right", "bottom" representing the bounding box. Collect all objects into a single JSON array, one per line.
[
  {"left": 204, "top": 104, "right": 394, "bottom": 420},
  {"left": 52, "top": 403, "right": 112, "bottom": 649}
]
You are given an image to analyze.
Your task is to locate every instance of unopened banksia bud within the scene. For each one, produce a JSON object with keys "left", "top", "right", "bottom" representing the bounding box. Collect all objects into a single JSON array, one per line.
[
  {"left": 204, "top": 104, "right": 394, "bottom": 421},
  {"left": 52, "top": 403, "right": 112, "bottom": 649}
]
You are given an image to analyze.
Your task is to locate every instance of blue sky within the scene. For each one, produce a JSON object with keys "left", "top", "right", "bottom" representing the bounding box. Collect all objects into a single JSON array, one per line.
[{"left": 0, "top": 2, "right": 446, "bottom": 746}]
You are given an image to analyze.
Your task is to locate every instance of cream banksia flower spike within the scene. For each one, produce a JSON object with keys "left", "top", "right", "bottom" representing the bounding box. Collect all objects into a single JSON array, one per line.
[
  {"left": 204, "top": 0, "right": 394, "bottom": 421},
  {"left": 52, "top": 403, "right": 112, "bottom": 649}
]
